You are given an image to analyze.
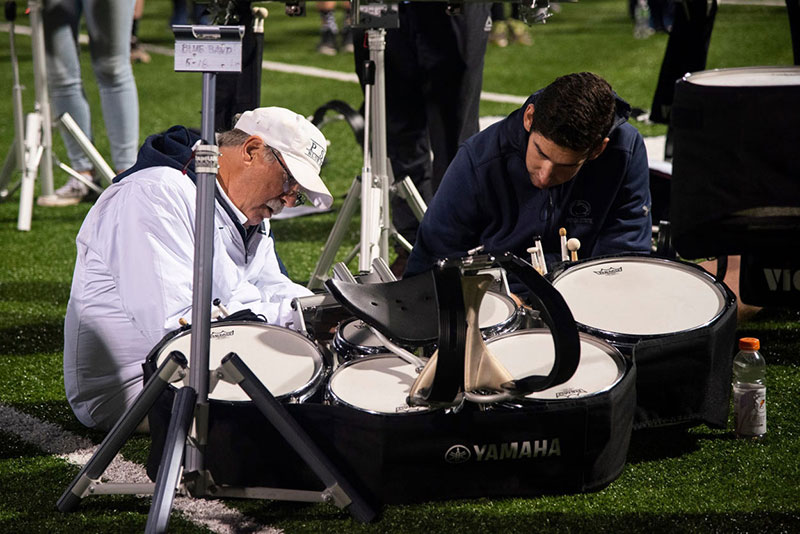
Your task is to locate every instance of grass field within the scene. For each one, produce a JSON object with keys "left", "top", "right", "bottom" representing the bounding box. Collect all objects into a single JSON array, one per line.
[{"left": 1, "top": 0, "right": 799, "bottom": 532}]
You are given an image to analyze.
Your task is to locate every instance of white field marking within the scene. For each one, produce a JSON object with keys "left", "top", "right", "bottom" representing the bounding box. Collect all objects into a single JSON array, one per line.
[
  {"left": 0, "top": 23, "right": 526, "bottom": 105},
  {"left": 0, "top": 403, "right": 282, "bottom": 534}
]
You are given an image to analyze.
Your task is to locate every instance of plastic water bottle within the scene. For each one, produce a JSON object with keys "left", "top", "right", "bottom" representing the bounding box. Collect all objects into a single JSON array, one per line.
[{"left": 732, "top": 337, "right": 767, "bottom": 440}]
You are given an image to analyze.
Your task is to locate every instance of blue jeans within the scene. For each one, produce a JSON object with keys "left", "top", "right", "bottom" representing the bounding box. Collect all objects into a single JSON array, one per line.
[{"left": 43, "top": 0, "right": 139, "bottom": 172}]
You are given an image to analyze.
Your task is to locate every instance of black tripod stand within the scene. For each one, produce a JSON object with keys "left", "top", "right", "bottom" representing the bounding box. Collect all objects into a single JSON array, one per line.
[{"left": 56, "top": 24, "right": 375, "bottom": 531}]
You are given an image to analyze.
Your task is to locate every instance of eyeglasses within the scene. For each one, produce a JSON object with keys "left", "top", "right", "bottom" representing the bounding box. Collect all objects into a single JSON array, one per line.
[{"left": 269, "top": 147, "right": 305, "bottom": 206}]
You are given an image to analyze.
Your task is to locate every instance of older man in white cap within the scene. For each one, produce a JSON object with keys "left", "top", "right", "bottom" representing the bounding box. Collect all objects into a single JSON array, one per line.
[{"left": 63, "top": 107, "right": 332, "bottom": 431}]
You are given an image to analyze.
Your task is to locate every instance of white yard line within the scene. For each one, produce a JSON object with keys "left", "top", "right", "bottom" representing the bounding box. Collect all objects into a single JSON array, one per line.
[{"left": 0, "top": 403, "right": 281, "bottom": 534}]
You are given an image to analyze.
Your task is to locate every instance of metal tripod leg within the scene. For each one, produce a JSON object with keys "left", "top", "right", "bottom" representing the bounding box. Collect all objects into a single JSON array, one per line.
[
  {"left": 145, "top": 385, "right": 197, "bottom": 534},
  {"left": 308, "top": 175, "right": 363, "bottom": 290},
  {"left": 218, "top": 352, "right": 378, "bottom": 523},
  {"left": 57, "top": 351, "right": 188, "bottom": 512},
  {"left": 56, "top": 113, "right": 116, "bottom": 186}
]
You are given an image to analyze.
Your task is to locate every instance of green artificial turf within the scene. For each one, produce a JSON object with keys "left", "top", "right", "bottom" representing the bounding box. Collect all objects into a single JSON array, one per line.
[{"left": 0, "top": 0, "right": 798, "bottom": 532}]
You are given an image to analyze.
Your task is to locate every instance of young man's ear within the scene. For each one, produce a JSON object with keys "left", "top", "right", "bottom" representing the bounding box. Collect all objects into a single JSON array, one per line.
[
  {"left": 589, "top": 137, "right": 610, "bottom": 160},
  {"left": 523, "top": 103, "right": 535, "bottom": 132}
]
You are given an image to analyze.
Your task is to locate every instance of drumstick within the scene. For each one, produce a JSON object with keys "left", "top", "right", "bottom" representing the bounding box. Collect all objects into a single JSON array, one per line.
[
  {"left": 533, "top": 236, "right": 547, "bottom": 275},
  {"left": 559, "top": 227, "right": 569, "bottom": 262},
  {"left": 212, "top": 298, "right": 230, "bottom": 318},
  {"left": 527, "top": 245, "right": 542, "bottom": 274},
  {"left": 567, "top": 238, "right": 581, "bottom": 262}
]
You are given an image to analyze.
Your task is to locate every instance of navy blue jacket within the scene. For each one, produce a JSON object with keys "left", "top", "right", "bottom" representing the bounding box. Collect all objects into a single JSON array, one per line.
[{"left": 405, "top": 92, "right": 652, "bottom": 296}]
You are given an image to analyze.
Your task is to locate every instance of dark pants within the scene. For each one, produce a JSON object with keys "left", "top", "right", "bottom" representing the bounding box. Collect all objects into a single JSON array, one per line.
[
  {"left": 214, "top": 2, "right": 263, "bottom": 132},
  {"left": 354, "top": 3, "right": 490, "bottom": 243},
  {"left": 650, "top": 0, "right": 717, "bottom": 125}
]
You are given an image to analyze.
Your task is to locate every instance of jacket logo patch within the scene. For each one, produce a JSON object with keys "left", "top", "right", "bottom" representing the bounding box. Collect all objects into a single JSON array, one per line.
[{"left": 569, "top": 200, "right": 592, "bottom": 217}]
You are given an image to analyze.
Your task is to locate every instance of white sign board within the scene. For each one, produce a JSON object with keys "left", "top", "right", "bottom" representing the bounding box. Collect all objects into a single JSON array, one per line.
[{"left": 173, "top": 25, "right": 244, "bottom": 73}]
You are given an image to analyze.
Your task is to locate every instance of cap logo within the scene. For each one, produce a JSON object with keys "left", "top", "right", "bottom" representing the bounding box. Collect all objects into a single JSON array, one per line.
[{"left": 306, "top": 139, "right": 326, "bottom": 166}]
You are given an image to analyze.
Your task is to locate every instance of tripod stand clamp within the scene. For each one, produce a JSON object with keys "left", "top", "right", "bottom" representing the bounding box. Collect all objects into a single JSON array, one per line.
[
  {"left": 194, "top": 144, "right": 220, "bottom": 175},
  {"left": 362, "top": 60, "right": 375, "bottom": 86}
]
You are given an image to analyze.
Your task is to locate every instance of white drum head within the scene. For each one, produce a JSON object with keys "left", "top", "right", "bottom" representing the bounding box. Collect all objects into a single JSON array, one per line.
[
  {"left": 686, "top": 66, "right": 800, "bottom": 87},
  {"left": 156, "top": 322, "right": 322, "bottom": 402},
  {"left": 339, "top": 319, "right": 383, "bottom": 348},
  {"left": 479, "top": 291, "right": 517, "bottom": 329},
  {"left": 552, "top": 257, "right": 725, "bottom": 336},
  {"left": 328, "top": 355, "right": 428, "bottom": 415},
  {"left": 486, "top": 330, "right": 624, "bottom": 400}
]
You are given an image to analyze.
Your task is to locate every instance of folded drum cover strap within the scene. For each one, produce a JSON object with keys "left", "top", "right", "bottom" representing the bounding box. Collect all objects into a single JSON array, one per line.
[
  {"left": 425, "top": 253, "right": 581, "bottom": 401},
  {"left": 494, "top": 253, "right": 581, "bottom": 393}
]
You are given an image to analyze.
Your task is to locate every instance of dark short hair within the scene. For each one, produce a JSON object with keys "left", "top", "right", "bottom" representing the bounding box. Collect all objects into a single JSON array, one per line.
[{"left": 530, "top": 72, "right": 616, "bottom": 154}]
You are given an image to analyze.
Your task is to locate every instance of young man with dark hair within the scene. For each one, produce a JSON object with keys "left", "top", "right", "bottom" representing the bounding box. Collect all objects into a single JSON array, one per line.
[{"left": 404, "top": 72, "right": 652, "bottom": 299}]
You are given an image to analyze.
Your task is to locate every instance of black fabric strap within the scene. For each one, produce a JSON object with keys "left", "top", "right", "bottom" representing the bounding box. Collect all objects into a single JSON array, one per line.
[
  {"left": 425, "top": 265, "right": 468, "bottom": 402},
  {"left": 493, "top": 253, "right": 581, "bottom": 393},
  {"left": 423, "top": 253, "right": 581, "bottom": 401}
]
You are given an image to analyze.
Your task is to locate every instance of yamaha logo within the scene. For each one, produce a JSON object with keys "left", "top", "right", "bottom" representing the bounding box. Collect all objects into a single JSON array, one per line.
[
  {"left": 593, "top": 266, "right": 623, "bottom": 276},
  {"left": 444, "top": 439, "right": 561, "bottom": 464},
  {"left": 444, "top": 445, "right": 471, "bottom": 464}
]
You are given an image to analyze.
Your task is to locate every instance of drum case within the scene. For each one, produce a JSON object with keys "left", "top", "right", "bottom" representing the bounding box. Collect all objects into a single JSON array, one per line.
[
  {"left": 145, "top": 360, "right": 636, "bottom": 505},
  {"left": 549, "top": 254, "right": 739, "bottom": 430},
  {"left": 631, "top": 293, "right": 737, "bottom": 429}
]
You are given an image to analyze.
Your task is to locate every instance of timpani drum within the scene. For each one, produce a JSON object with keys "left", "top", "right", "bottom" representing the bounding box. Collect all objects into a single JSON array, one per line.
[
  {"left": 332, "top": 290, "right": 522, "bottom": 362},
  {"left": 145, "top": 321, "right": 326, "bottom": 403},
  {"left": 485, "top": 329, "right": 626, "bottom": 401},
  {"left": 550, "top": 255, "right": 731, "bottom": 351},
  {"left": 670, "top": 67, "right": 800, "bottom": 258},
  {"left": 326, "top": 354, "right": 431, "bottom": 415},
  {"left": 143, "top": 321, "right": 328, "bottom": 490},
  {"left": 549, "top": 254, "right": 738, "bottom": 428}
]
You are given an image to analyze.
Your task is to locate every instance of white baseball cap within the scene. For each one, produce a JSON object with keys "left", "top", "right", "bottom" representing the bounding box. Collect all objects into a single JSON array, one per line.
[{"left": 235, "top": 107, "right": 333, "bottom": 209}]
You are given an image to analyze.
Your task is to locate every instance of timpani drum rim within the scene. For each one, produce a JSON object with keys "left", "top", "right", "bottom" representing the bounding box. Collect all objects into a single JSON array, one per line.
[
  {"left": 478, "top": 290, "right": 523, "bottom": 339},
  {"left": 332, "top": 317, "right": 389, "bottom": 361},
  {"left": 147, "top": 321, "right": 326, "bottom": 404},
  {"left": 550, "top": 254, "right": 735, "bottom": 347},
  {"left": 486, "top": 328, "right": 627, "bottom": 401},
  {"left": 682, "top": 66, "right": 800, "bottom": 88},
  {"left": 326, "top": 354, "right": 435, "bottom": 416}
]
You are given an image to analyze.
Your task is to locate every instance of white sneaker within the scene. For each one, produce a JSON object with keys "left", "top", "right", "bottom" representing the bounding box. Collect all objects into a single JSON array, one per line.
[{"left": 37, "top": 176, "right": 91, "bottom": 207}]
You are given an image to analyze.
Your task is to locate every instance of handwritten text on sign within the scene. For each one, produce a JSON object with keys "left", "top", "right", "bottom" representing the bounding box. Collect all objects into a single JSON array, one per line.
[{"left": 174, "top": 41, "right": 242, "bottom": 73}]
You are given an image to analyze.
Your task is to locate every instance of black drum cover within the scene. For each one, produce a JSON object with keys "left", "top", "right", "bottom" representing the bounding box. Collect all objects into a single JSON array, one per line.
[
  {"left": 145, "top": 363, "right": 635, "bottom": 504},
  {"left": 670, "top": 66, "right": 800, "bottom": 259}
]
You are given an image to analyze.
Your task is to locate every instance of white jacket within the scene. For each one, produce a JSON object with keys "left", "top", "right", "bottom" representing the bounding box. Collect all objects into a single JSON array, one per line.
[{"left": 63, "top": 166, "right": 312, "bottom": 429}]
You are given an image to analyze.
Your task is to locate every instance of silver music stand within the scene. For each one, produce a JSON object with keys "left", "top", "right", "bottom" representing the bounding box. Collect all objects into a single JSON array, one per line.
[
  {"left": 56, "top": 24, "right": 375, "bottom": 531},
  {"left": 307, "top": 4, "right": 428, "bottom": 289},
  {"left": 0, "top": 0, "right": 114, "bottom": 231}
]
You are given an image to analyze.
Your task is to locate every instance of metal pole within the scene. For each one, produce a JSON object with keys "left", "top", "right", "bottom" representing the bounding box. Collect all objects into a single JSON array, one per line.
[
  {"left": 184, "top": 72, "right": 217, "bottom": 493},
  {"left": 28, "top": 0, "right": 54, "bottom": 196},
  {"left": 368, "top": 29, "right": 391, "bottom": 264}
]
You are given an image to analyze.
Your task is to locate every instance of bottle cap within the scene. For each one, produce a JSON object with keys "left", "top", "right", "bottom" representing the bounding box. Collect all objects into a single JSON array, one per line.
[{"left": 739, "top": 337, "right": 760, "bottom": 351}]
